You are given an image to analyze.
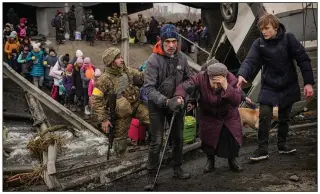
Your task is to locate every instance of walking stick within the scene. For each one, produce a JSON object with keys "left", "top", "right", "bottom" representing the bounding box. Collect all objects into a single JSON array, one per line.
[{"left": 151, "top": 112, "right": 177, "bottom": 190}]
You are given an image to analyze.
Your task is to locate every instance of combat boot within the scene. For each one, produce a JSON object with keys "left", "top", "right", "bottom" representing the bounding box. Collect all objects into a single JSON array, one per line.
[
  {"left": 228, "top": 158, "right": 243, "bottom": 172},
  {"left": 204, "top": 156, "right": 215, "bottom": 173},
  {"left": 173, "top": 166, "right": 191, "bottom": 179},
  {"left": 144, "top": 172, "right": 156, "bottom": 191}
]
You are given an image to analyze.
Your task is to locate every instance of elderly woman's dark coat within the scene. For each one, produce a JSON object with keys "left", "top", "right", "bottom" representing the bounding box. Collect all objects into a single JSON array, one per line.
[
  {"left": 237, "top": 23, "right": 314, "bottom": 108},
  {"left": 175, "top": 71, "right": 242, "bottom": 156}
]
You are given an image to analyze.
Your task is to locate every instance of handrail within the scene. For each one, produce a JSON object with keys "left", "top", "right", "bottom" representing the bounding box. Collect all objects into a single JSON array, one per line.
[
  {"left": 3, "top": 62, "right": 104, "bottom": 137},
  {"left": 177, "top": 33, "right": 210, "bottom": 55}
]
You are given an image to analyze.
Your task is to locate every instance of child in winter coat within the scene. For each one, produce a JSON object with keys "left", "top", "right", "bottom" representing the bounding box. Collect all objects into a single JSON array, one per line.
[
  {"left": 16, "top": 18, "right": 28, "bottom": 41},
  {"left": 26, "top": 43, "right": 44, "bottom": 88},
  {"left": 20, "top": 37, "right": 32, "bottom": 53},
  {"left": 72, "top": 57, "right": 84, "bottom": 112},
  {"left": 9, "top": 49, "right": 20, "bottom": 73},
  {"left": 4, "top": 33, "right": 20, "bottom": 63},
  {"left": 50, "top": 54, "right": 69, "bottom": 102},
  {"left": 43, "top": 48, "right": 58, "bottom": 90},
  {"left": 69, "top": 49, "right": 84, "bottom": 65},
  {"left": 63, "top": 64, "right": 75, "bottom": 109},
  {"left": 88, "top": 68, "right": 102, "bottom": 106},
  {"left": 3, "top": 24, "right": 12, "bottom": 45},
  {"left": 80, "top": 57, "right": 95, "bottom": 115},
  {"left": 17, "top": 45, "right": 32, "bottom": 81}
]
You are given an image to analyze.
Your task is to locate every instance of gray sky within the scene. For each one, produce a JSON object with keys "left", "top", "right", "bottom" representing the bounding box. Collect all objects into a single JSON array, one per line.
[{"left": 153, "top": 3, "right": 201, "bottom": 13}]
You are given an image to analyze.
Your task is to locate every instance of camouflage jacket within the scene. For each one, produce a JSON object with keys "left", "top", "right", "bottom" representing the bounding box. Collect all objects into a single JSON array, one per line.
[
  {"left": 108, "top": 16, "right": 121, "bottom": 29},
  {"left": 137, "top": 18, "right": 146, "bottom": 29},
  {"left": 91, "top": 66, "right": 144, "bottom": 122}
]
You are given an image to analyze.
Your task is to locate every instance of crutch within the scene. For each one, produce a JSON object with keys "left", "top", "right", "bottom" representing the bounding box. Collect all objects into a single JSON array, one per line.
[{"left": 150, "top": 112, "right": 177, "bottom": 190}]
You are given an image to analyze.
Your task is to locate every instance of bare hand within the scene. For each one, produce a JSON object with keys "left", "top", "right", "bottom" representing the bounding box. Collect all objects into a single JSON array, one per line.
[
  {"left": 213, "top": 76, "right": 228, "bottom": 90},
  {"left": 102, "top": 120, "right": 113, "bottom": 134},
  {"left": 245, "top": 97, "right": 253, "bottom": 105},
  {"left": 304, "top": 84, "right": 314, "bottom": 100},
  {"left": 237, "top": 76, "right": 247, "bottom": 89}
]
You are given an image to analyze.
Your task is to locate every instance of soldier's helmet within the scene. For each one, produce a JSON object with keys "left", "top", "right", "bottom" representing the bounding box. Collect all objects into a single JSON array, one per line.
[{"left": 102, "top": 47, "right": 121, "bottom": 66}]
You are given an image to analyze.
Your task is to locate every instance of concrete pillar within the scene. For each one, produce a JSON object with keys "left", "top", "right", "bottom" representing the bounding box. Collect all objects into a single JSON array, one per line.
[
  {"left": 36, "top": 8, "right": 50, "bottom": 37},
  {"left": 76, "top": 3, "right": 84, "bottom": 30},
  {"left": 64, "top": 3, "right": 70, "bottom": 33}
]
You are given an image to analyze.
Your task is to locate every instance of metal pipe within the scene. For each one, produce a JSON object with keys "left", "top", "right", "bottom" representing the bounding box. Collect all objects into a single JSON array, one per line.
[{"left": 177, "top": 33, "right": 210, "bottom": 55}]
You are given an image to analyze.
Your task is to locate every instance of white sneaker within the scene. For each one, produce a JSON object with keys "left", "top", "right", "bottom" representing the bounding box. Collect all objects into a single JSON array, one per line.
[{"left": 84, "top": 105, "right": 91, "bottom": 115}]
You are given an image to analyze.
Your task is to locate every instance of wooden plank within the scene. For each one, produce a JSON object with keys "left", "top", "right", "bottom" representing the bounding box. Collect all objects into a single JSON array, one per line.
[
  {"left": 27, "top": 93, "right": 61, "bottom": 190},
  {"left": 3, "top": 62, "right": 104, "bottom": 137},
  {"left": 3, "top": 112, "right": 33, "bottom": 120}
]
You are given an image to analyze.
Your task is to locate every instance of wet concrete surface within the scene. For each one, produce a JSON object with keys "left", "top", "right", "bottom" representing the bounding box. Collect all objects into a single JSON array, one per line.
[{"left": 92, "top": 126, "right": 317, "bottom": 192}]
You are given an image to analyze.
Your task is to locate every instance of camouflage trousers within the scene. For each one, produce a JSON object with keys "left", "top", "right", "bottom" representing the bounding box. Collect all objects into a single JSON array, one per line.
[
  {"left": 110, "top": 30, "right": 121, "bottom": 44},
  {"left": 112, "top": 101, "right": 149, "bottom": 156},
  {"left": 136, "top": 29, "right": 145, "bottom": 43}
]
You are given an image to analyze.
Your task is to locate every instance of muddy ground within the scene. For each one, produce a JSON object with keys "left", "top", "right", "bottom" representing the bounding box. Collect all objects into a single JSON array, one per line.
[{"left": 90, "top": 125, "right": 317, "bottom": 192}]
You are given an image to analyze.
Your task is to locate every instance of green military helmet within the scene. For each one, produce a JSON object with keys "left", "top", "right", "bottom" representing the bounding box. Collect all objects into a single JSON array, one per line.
[{"left": 102, "top": 47, "right": 121, "bottom": 66}]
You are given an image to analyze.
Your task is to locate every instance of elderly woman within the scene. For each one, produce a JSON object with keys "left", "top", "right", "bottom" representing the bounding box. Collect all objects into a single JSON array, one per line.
[{"left": 175, "top": 61, "right": 243, "bottom": 173}]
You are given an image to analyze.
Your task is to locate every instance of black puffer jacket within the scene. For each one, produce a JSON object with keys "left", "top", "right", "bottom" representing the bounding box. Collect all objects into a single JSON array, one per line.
[{"left": 237, "top": 23, "right": 314, "bottom": 107}]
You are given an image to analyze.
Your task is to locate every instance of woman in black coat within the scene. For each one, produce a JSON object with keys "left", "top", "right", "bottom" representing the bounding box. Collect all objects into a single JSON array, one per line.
[{"left": 237, "top": 14, "right": 314, "bottom": 162}]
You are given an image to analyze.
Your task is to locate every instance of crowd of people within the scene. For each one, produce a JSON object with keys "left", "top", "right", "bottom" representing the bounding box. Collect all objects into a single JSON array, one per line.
[
  {"left": 3, "top": 24, "right": 102, "bottom": 115},
  {"left": 51, "top": 5, "right": 208, "bottom": 51},
  {"left": 4, "top": 7, "right": 315, "bottom": 191}
]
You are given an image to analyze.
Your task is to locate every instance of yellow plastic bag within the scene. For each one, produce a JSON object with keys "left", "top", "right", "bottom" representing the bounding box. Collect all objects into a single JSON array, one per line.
[{"left": 129, "top": 37, "right": 135, "bottom": 44}]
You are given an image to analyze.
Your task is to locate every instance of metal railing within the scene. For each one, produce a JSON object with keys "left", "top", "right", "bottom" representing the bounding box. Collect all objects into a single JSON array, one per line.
[{"left": 177, "top": 33, "right": 210, "bottom": 55}]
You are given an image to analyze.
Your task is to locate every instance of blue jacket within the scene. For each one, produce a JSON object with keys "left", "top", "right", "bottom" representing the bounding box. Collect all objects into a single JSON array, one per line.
[{"left": 27, "top": 50, "right": 44, "bottom": 77}]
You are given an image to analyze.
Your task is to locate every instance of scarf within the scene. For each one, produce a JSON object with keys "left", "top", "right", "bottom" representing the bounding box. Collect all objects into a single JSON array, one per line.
[{"left": 105, "top": 66, "right": 124, "bottom": 76}]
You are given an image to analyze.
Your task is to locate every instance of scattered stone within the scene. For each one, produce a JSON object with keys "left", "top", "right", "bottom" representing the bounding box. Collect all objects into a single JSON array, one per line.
[
  {"left": 289, "top": 175, "right": 300, "bottom": 182},
  {"left": 309, "top": 153, "right": 315, "bottom": 157}
]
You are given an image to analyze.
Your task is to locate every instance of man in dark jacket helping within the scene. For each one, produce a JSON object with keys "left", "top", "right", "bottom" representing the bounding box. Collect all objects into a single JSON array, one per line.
[
  {"left": 143, "top": 24, "right": 191, "bottom": 190},
  {"left": 237, "top": 14, "right": 315, "bottom": 162}
]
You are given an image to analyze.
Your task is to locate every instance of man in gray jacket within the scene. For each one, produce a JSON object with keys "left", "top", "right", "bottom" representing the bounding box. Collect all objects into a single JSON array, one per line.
[{"left": 143, "top": 24, "right": 191, "bottom": 190}]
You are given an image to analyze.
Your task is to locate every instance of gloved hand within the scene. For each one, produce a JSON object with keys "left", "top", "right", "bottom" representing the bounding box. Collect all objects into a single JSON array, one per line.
[{"left": 167, "top": 96, "right": 184, "bottom": 112}]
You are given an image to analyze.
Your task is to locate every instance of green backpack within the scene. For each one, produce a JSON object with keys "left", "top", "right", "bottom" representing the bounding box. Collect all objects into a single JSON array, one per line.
[{"left": 183, "top": 116, "right": 196, "bottom": 144}]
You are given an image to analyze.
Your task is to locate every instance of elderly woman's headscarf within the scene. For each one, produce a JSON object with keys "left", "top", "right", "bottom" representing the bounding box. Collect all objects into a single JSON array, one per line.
[
  {"left": 201, "top": 58, "right": 220, "bottom": 71},
  {"left": 206, "top": 62, "right": 228, "bottom": 89},
  {"left": 207, "top": 63, "right": 228, "bottom": 77}
]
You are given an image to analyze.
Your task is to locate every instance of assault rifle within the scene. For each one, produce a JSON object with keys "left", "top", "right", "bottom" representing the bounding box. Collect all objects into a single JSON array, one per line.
[{"left": 107, "top": 93, "right": 117, "bottom": 160}]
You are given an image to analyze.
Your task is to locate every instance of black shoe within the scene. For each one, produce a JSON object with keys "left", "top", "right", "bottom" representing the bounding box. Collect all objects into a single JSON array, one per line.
[
  {"left": 249, "top": 149, "right": 269, "bottom": 162},
  {"left": 144, "top": 173, "right": 156, "bottom": 191},
  {"left": 173, "top": 167, "right": 191, "bottom": 179},
  {"left": 278, "top": 145, "right": 296, "bottom": 154},
  {"left": 228, "top": 158, "right": 243, "bottom": 172},
  {"left": 204, "top": 157, "right": 215, "bottom": 173}
]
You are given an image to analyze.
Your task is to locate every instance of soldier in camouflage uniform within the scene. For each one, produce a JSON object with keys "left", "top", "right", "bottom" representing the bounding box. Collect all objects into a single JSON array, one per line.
[
  {"left": 136, "top": 13, "right": 146, "bottom": 45},
  {"left": 91, "top": 47, "right": 149, "bottom": 157},
  {"left": 108, "top": 13, "right": 121, "bottom": 45}
]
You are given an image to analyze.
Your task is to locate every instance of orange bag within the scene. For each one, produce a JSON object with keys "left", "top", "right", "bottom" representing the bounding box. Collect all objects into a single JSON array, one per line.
[{"left": 85, "top": 65, "right": 94, "bottom": 79}]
